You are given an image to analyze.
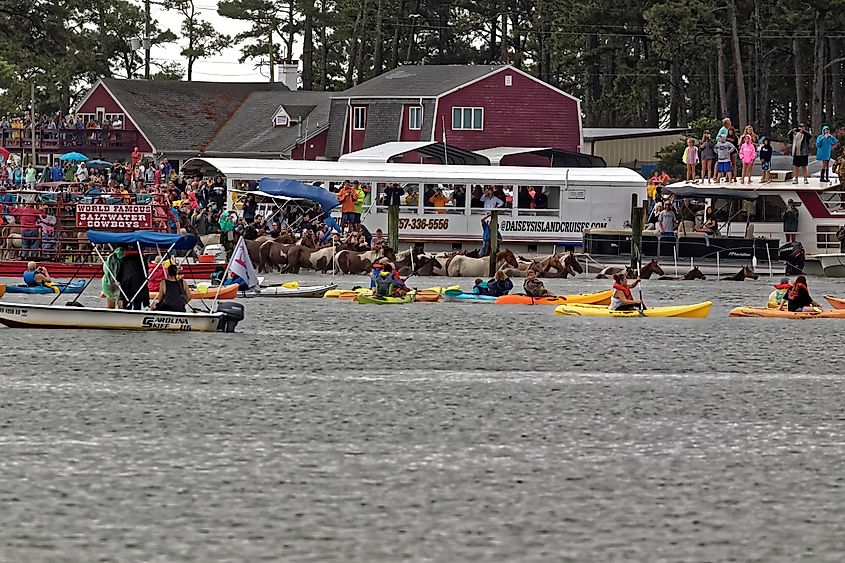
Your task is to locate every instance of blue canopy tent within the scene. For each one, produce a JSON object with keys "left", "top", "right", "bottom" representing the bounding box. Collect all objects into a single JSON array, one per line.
[
  {"left": 87, "top": 230, "right": 198, "bottom": 250},
  {"left": 257, "top": 178, "right": 339, "bottom": 213}
]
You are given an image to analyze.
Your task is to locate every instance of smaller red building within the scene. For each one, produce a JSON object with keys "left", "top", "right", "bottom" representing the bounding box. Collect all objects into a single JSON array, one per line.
[{"left": 324, "top": 64, "right": 583, "bottom": 160}]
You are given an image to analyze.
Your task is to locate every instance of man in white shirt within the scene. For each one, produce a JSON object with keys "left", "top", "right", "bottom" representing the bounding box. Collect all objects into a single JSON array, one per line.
[{"left": 480, "top": 187, "right": 503, "bottom": 209}]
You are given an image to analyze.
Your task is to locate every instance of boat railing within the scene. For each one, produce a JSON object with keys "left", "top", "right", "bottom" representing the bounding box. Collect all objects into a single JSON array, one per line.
[{"left": 818, "top": 190, "right": 845, "bottom": 215}]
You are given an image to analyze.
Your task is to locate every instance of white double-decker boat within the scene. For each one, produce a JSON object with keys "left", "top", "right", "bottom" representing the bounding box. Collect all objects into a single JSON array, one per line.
[{"left": 183, "top": 158, "right": 647, "bottom": 255}]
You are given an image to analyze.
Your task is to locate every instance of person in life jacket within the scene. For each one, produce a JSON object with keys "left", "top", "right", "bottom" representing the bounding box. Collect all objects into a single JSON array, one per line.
[
  {"left": 22, "top": 261, "right": 52, "bottom": 286},
  {"left": 473, "top": 278, "right": 490, "bottom": 295},
  {"left": 609, "top": 272, "right": 643, "bottom": 311},
  {"left": 370, "top": 262, "right": 386, "bottom": 289},
  {"left": 373, "top": 265, "right": 409, "bottom": 297},
  {"left": 767, "top": 277, "right": 792, "bottom": 309}
]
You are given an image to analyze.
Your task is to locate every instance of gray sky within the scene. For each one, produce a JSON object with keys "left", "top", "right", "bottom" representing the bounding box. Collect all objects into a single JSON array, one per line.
[{"left": 148, "top": 1, "right": 276, "bottom": 82}]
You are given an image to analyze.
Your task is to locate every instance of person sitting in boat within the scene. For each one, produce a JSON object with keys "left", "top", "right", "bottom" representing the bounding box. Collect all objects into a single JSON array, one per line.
[
  {"left": 768, "top": 277, "right": 792, "bottom": 309},
  {"left": 780, "top": 275, "right": 821, "bottom": 312},
  {"left": 696, "top": 206, "right": 719, "bottom": 236},
  {"left": 222, "top": 272, "right": 250, "bottom": 291},
  {"left": 610, "top": 272, "right": 644, "bottom": 311},
  {"left": 150, "top": 264, "right": 192, "bottom": 313},
  {"left": 209, "top": 265, "right": 226, "bottom": 285},
  {"left": 523, "top": 270, "right": 550, "bottom": 297},
  {"left": 486, "top": 270, "right": 514, "bottom": 297},
  {"left": 388, "top": 264, "right": 409, "bottom": 297},
  {"left": 472, "top": 278, "right": 489, "bottom": 295},
  {"left": 117, "top": 247, "right": 150, "bottom": 310},
  {"left": 147, "top": 256, "right": 166, "bottom": 293},
  {"left": 22, "top": 262, "right": 52, "bottom": 286},
  {"left": 373, "top": 267, "right": 408, "bottom": 298}
]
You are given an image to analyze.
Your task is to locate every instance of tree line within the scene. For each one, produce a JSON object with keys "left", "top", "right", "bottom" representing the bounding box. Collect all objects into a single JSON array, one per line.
[{"left": 2, "top": 0, "right": 844, "bottom": 141}]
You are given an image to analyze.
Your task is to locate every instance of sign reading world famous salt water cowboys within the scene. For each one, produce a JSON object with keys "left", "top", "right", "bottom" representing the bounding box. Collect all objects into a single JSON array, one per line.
[{"left": 76, "top": 204, "right": 153, "bottom": 229}]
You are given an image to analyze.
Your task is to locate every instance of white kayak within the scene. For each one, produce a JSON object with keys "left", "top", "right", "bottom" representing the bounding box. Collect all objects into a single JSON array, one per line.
[
  {"left": 239, "top": 283, "right": 337, "bottom": 298},
  {"left": 0, "top": 301, "right": 244, "bottom": 332}
]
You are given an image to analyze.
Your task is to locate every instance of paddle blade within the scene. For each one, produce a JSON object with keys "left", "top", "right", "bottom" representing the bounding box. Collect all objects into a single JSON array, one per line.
[{"left": 282, "top": 281, "right": 299, "bottom": 289}]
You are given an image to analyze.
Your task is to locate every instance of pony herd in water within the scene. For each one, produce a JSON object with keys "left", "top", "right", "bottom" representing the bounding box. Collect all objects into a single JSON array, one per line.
[{"left": 216, "top": 233, "right": 759, "bottom": 281}]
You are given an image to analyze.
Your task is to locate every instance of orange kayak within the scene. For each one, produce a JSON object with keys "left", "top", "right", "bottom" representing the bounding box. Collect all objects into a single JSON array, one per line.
[
  {"left": 150, "top": 283, "right": 239, "bottom": 301},
  {"left": 495, "top": 289, "right": 613, "bottom": 306},
  {"left": 824, "top": 295, "right": 845, "bottom": 310}
]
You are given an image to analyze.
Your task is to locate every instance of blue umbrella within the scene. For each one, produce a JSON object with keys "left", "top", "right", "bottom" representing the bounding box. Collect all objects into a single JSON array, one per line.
[
  {"left": 60, "top": 151, "right": 89, "bottom": 162},
  {"left": 86, "top": 159, "right": 112, "bottom": 170}
]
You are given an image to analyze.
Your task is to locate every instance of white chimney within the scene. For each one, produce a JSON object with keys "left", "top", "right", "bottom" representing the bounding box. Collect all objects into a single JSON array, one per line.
[{"left": 276, "top": 61, "right": 299, "bottom": 91}]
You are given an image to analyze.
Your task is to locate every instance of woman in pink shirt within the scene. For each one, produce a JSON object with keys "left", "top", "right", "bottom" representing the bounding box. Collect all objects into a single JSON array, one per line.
[{"left": 738, "top": 134, "right": 757, "bottom": 184}]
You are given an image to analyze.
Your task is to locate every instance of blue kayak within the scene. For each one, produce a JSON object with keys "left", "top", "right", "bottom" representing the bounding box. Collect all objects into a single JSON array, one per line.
[
  {"left": 443, "top": 289, "right": 497, "bottom": 303},
  {"left": 5, "top": 280, "right": 87, "bottom": 294}
]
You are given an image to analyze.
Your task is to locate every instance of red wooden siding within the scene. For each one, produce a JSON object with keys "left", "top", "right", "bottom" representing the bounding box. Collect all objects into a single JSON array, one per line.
[
  {"left": 342, "top": 105, "right": 367, "bottom": 153},
  {"left": 291, "top": 130, "right": 328, "bottom": 160},
  {"left": 76, "top": 84, "right": 153, "bottom": 152},
  {"left": 435, "top": 71, "right": 581, "bottom": 153},
  {"left": 399, "top": 104, "right": 423, "bottom": 142}
]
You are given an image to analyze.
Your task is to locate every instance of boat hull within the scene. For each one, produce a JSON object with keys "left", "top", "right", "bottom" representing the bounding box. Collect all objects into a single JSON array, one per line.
[
  {"left": 240, "top": 283, "right": 337, "bottom": 298},
  {"left": 554, "top": 301, "right": 712, "bottom": 318},
  {"left": 0, "top": 301, "right": 224, "bottom": 331},
  {"left": 824, "top": 295, "right": 845, "bottom": 310},
  {"left": 729, "top": 306, "right": 845, "bottom": 319},
  {"left": 816, "top": 253, "right": 845, "bottom": 277},
  {"left": 495, "top": 290, "right": 612, "bottom": 306},
  {"left": 150, "top": 284, "right": 239, "bottom": 301},
  {"left": 5, "top": 280, "right": 87, "bottom": 294}
]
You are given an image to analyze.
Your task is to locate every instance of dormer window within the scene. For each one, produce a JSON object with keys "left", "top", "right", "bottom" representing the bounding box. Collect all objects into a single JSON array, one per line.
[{"left": 272, "top": 105, "right": 291, "bottom": 128}]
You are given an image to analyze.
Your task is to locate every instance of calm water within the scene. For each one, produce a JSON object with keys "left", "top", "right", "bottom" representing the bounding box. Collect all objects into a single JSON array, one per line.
[{"left": 1, "top": 273, "right": 844, "bottom": 561}]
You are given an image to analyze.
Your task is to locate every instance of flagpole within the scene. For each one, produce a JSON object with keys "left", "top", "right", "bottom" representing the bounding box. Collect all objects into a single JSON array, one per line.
[{"left": 211, "top": 240, "right": 237, "bottom": 309}]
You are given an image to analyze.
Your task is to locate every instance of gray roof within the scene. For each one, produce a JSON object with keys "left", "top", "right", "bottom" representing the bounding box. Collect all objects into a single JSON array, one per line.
[
  {"left": 583, "top": 127, "right": 689, "bottom": 141},
  {"left": 334, "top": 64, "right": 503, "bottom": 98},
  {"left": 100, "top": 79, "right": 331, "bottom": 156},
  {"left": 206, "top": 90, "right": 332, "bottom": 155}
]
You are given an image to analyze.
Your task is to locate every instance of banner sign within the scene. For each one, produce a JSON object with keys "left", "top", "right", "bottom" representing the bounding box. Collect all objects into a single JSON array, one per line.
[{"left": 76, "top": 204, "right": 153, "bottom": 229}]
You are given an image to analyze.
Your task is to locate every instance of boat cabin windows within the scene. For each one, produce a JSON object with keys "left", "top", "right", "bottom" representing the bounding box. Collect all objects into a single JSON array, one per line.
[
  {"left": 817, "top": 225, "right": 842, "bottom": 250},
  {"left": 711, "top": 195, "right": 785, "bottom": 223},
  {"left": 514, "top": 186, "right": 559, "bottom": 216}
]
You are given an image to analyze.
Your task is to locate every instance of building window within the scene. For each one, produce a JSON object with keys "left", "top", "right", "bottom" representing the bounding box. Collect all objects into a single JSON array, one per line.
[
  {"left": 451, "top": 107, "right": 483, "bottom": 130},
  {"left": 105, "top": 113, "right": 125, "bottom": 128},
  {"left": 505, "top": 75, "right": 513, "bottom": 86},
  {"left": 408, "top": 106, "right": 422, "bottom": 130},
  {"left": 353, "top": 106, "right": 367, "bottom": 130}
]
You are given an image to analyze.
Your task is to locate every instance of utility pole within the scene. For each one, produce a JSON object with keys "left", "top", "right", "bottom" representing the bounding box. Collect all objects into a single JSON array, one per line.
[
  {"left": 30, "top": 82, "right": 36, "bottom": 166},
  {"left": 144, "top": 0, "right": 151, "bottom": 79}
]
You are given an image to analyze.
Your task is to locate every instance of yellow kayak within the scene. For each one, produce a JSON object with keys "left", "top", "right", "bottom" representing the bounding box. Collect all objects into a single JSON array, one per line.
[
  {"left": 329, "top": 285, "right": 459, "bottom": 302},
  {"left": 554, "top": 301, "right": 712, "bottom": 318},
  {"left": 729, "top": 306, "right": 845, "bottom": 319}
]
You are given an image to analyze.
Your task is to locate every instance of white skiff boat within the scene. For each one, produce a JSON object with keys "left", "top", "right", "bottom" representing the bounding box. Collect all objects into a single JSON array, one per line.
[
  {"left": 0, "top": 301, "right": 242, "bottom": 332},
  {"left": 239, "top": 283, "right": 337, "bottom": 298},
  {"left": 816, "top": 253, "right": 845, "bottom": 277}
]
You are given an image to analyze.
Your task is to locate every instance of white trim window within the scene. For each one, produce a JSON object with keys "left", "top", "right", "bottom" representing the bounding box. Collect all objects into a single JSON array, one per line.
[
  {"left": 451, "top": 107, "right": 483, "bottom": 130},
  {"left": 353, "top": 106, "right": 367, "bottom": 130},
  {"left": 408, "top": 106, "right": 423, "bottom": 130}
]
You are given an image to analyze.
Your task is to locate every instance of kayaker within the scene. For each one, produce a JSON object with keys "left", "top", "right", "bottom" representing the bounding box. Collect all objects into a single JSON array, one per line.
[
  {"left": 523, "top": 270, "right": 550, "bottom": 297},
  {"left": 472, "top": 278, "right": 489, "bottom": 295},
  {"left": 609, "top": 272, "right": 643, "bottom": 311},
  {"left": 223, "top": 272, "right": 250, "bottom": 291},
  {"left": 373, "top": 268, "right": 408, "bottom": 297},
  {"left": 768, "top": 277, "right": 792, "bottom": 308},
  {"left": 781, "top": 275, "right": 821, "bottom": 312},
  {"left": 22, "top": 262, "right": 52, "bottom": 286},
  {"left": 486, "top": 270, "right": 514, "bottom": 297},
  {"left": 151, "top": 264, "right": 192, "bottom": 313},
  {"left": 388, "top": 263, "right": 410, "bottom": 296}
]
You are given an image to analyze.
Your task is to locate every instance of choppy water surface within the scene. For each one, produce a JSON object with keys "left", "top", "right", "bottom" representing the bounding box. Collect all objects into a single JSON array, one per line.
[{"left": 1, "top": 273, "right": 844, "bottom": 561}]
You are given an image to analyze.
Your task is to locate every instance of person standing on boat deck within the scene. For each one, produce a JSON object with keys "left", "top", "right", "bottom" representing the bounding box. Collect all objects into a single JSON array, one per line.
[
  {"left": 699, "top": 131, "right": 716, "bottom": 183},
  {"left": 789, "top": 123, "right": 812, "bottom": 184},
  {"left": 682, "top": 138, "right": 699, "bottom": 183},
  {"left": 759, "top": 137, "right": 773, "bottom": 184},
  {"left": 337, "top": 181, "right": 357, "bottom": 233},
  {"left": 717, "top": 117, "right": 731, "bottom": 141},
  {"left": 713, "top": 134, "right": 737, "bottom": 183},
  {"left": 22, "top": 262, "right": 52, "bottom": 286},
  {"left": 657, "top": 203, "right": 677, "bottom": 238},
  {"left": 816, "top": 126, "right": 837, "bottom": 183},
  {"left": 738, "top": 134, "right": 757, "bottom": 184},
  {"left": 151, "top": 264, "right": 192, "bottom": 313},
  {"left": 116, "top": 247, "right": 150, "bottom": 310},
  {"left": 782, "top": 199, "right": 800, "bottom": 243},
  {"left": 523, "top": 270, "right": 550, "bottom": 297},
  {"left": 725, "top": 127, "right": 740, "bottom": 181}
]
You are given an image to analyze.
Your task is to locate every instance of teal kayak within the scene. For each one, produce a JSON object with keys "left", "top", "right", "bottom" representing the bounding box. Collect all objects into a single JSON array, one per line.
[
  {"left": 5, "top": 280, "right": 87, "bottom": 295},
  {"left": 442, "top": 289, "right": 497, "bottom": 303}
]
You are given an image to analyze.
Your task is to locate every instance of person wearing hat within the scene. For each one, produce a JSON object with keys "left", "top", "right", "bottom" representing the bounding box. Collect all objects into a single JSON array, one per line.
[
  {"left": 816, "top": 125, "right": 838, "bottom": 183},
  {"left": 768, "top": 277, "right": 792, "bottom": 309},
  {"left": 782, "top": 199, "right": 800, "bottom": 243}
]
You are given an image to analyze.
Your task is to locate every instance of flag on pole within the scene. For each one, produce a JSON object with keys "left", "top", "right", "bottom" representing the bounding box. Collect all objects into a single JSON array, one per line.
[{"left": 229, "top": 237, "right": 259, "bottom": 290}]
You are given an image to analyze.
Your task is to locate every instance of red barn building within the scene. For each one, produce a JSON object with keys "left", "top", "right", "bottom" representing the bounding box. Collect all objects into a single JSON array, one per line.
[
  {"left": 324, "top": 64, "right": 583, "bottom": 161},
  {"left": 73, "top": 79, "right": 332, "bottom": 166}
]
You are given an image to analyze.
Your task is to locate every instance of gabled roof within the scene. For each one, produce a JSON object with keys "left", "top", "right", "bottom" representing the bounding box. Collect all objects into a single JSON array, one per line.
[
  {"left": 206, "top": 90, "right": 332, "bottom": 155},
  {"left": 333, "top": 64, "right": 503, "bottom": 99}
]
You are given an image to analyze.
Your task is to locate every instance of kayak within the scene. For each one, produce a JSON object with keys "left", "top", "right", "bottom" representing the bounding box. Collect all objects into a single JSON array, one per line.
[
  {"left": 554, "top": 301, "right": 712, "bottom": 318},
  {"left": 823, "top": 295, "right": 845, "bottom": 310},
  {"left": 5, "top": 280, "right": 87, "bottom": 295},
  {"left": 334, "top": 285, "right": 458, "bottom": 302},
  {"left": 357, "top": 291, "right": 416, "bottom": 304},
  {"left": 728, "top": 306, "right": 845, "bottom": 319},
  {"left": 240, "top": 283, "right": 337, "bottom": 298},
  {"left": 495, "top": 290, "right": 613, "bottom": 306},
  {"left": 443, "top": 289, "right": 498, "bottom": 303},
  {"left": 150, "top": 284, "right": 239, "bottom": 301}
]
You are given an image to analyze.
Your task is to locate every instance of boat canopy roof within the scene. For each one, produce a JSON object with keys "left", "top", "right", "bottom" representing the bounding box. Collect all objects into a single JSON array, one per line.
[
  {"left": 182, "top": 157, "right": 645, "bottom": 188},
  {"left": 87, "top": 230, "right": 198, "bottom": 250},
  {"left": 257, "top": 178, "right": 339, "bottom": 212},
  {"left": 665, "top": 185, "right": 760, "bottom": 200}
]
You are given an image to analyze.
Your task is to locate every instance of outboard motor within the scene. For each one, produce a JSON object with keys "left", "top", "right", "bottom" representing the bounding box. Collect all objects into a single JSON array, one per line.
[
  {"left": 778, "top": 241, "right": 805, "bottom": 275},
  {"left": 216, "top": 302, "right": 245, "bottom": 333}
]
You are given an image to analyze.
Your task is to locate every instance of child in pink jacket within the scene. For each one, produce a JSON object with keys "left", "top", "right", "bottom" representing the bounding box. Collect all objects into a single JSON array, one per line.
[{"left": 738, "top": 134, "right": 757, "bottom": 184}]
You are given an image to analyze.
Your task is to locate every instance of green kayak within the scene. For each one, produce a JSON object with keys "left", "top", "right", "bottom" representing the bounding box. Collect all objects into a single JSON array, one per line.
[{"left": 356, "top": 291, "right": 416, "bottom": 304}]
